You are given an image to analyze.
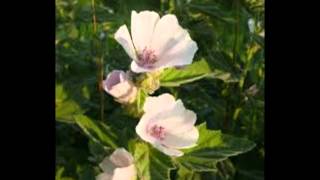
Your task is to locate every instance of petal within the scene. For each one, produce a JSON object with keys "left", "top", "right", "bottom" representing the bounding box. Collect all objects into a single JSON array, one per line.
[
  {"left": 154, "top": 143, "right": 183, "bottom": 157},
  {"left": 163, "top": 126, "right": 199, "bottom": 149},
  {"left": 152, "top": 100, "right": 197, "bottom": 134},
  {"left": 114, "top": 25, "right": 137, "bottom": 61},
  {"left": 136, "top": 94, "right": 176, "bottom": 144},
  {"left": 108, "top": 81, "right": 130, "bottom": 97},
  {"left": 143, "top": 93, "right": 176, "bottom": 114},
  {"left": 130, "top": 61, "right": 151, "bottom": 73},
  {"left": 150, "top": 14, "right": 198, "bottom": 68},
  {"left": 131, "top": 10, "right": 160, "bottom": 52},
  {"left": 103, "top": 70, "right": 125, "bottom": 91},
  {"left": 112, "top": 165, "right": 137, "bottom": 180},
  {"left": 157, "top": 37, "right": 198, "bottom": 68},
  {"left": 109, "top": 148, "right": 134, "bottom": 168},
  {"left": 116, "top": 86, "right": 138, "bottom": 104},
  {"left": 99, "top": 157, "right": 117, "bottom": 174},
  {"left": 136, "top": 111, "right": 158, "bottom": 144},
  {"left": 96, "top": 172, "right": 113, "bottom": 180}
]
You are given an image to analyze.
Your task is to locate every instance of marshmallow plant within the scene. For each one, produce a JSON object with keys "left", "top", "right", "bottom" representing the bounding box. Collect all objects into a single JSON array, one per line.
[{"left": 79, "top": 10, "right": 257, "bottom": 180}]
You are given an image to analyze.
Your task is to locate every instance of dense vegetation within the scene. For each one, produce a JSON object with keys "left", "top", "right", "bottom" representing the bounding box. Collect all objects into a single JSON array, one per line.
[{"left": 56, "top": 0, "right": 264, "bottom": 179}]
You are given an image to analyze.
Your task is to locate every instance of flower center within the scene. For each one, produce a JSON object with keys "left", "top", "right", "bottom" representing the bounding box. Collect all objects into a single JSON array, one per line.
[
  {"left": 137, "top": 47, "right": 157, "bottom": 68},
  {"left": 149, "top": 125, "right": 165, "bottom": 140}
]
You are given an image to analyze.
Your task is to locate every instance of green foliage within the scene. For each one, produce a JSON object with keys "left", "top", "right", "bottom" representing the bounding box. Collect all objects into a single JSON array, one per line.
[
  {"left": 159, "top": 59, "right": 239, "bottom": 87},
  {"left": 133, "top": 142, "right": 176, "bottom": 180},
  {"left": 176, "top": 123, "right": 255, "bottom": 172},
  {"left": 74, "top": 114, "right": 118, "bottom": 149},
  {"left": 159, "top": 59, "right": 211, "bottom": 87},
  {"left": 56, "top": 0, "right": 264, "bottom": 179}
]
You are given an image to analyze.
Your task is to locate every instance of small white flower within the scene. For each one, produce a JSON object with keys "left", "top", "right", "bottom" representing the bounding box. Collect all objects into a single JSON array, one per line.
[
  {"left": 136, "top": 93, "right": 199, "bottom": 157},
  {"left": 114, "top": 10, "right": 198, "bottom": 73},
  {"left": 96, "top": 148, "right": 136, "bottom": 180},
  {"left": 103, "top": 70, "right": 137, "bottom": 104}
]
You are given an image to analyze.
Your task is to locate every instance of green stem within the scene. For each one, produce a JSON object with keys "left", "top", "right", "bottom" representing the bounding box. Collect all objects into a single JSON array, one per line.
[{"left": 91, "top": 0, "right": 104, "bottom": 122}]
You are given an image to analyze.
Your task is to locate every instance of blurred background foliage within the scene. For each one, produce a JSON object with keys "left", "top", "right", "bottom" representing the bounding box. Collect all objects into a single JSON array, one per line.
[{"left": 56, "top": 0, "right": 264, "bottom": 179}]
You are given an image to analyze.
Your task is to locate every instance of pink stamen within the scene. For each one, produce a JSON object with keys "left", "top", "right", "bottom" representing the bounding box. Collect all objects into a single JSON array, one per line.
[
  {"left": 149, "top": 125, "right": 165, "bottom": 140},
  {"left": 137, "top": 47, "right": 157, "bottom": 68}
]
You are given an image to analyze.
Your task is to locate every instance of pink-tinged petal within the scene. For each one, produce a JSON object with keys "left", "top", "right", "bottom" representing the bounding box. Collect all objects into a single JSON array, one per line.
[
  {"left": 103, "top": 70, "right": 124, "bottom": 91},
  {"left": 131, "top": 10, "right": 160, "bottom": 52},
  {"left": 150, "top": 14, "right": 182, "bottom": 54},
  {"left": 109, "top": 148, "right": 134, "bottom": 168},
  {"left": 143, "top": 93, "right": 176, "bottom": 114},
  {"left": 154, "top": 142, "right": 183, "bottom": 157},
  {"left": 130, "top": 61, "right": 151, "bottom": 73},
  {"left": 96, "top": 172, "right": 113, "bottom": 180},
  {"left": 136, "top": 112, "right": 158, "bottom": 144},
  {"left": 114, "top": 25, "right": 137, "bottom": 61},
  {"left": 157, "top": 37, "right": 198, "bottom": 68},
  {"left": 103, "top": 70, "right": 137, "bottom": 103},
  {"left": 152, "top": 100, "right": 197, "bottom": 134},
  {"left": 163, "top": 126, "right": 199, "bottom": 149},
  {"left": 150, "top": 14, "right": 198, "bottom": 68},
  {"left": 112, "top": 165, "right": 137, "bottom": 180},
  {"left": 98, "top": 148, "right": 136, "bottom": 180},
  {"left": 135, "top": 93, "right": 199, "bottom": 157},
  {"left": 115, "top": 84, "right": 138, "bottom": 104}
]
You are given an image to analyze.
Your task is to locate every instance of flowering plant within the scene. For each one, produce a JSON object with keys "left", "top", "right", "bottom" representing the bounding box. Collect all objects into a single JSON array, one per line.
[{"left": 56, "top": 1, "right": 264, "bottom": 179}]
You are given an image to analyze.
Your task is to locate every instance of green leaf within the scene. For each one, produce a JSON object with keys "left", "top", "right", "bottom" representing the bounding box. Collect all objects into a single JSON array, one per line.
[
  {"left": 176, "top": 166, "right": 202, "bottom": 180},
  {"left": 176, "top": 123, "right": 255, "bottom": 172},
  {"left": 56, "top": 84, "right": 84, "bottom": 123},
  {"left": 159, "top": 59, "right": 211, "bottom": 87},
  {"left": 74, "top": 115, "right": 118, "bottom": 149},
  {"left": 56, "top": 100, "right": 83, "bottom": 123},
  {"left": 56, "top": 167, "right": 65, "bottom": 180},
  {"left": 159, "top": 59, "right": 238, "bottom": 87},
  {"left": 188, "top": 3, "right": 236, "bottom": 24},
  {"left": 133, "top": 142, "right": 175, "bottom": 180},
  {"left": 136, "top": 88, "right": 148, "bottom": 114},
  {"left": 207, "top": 69, "right": 239, "bottom": 83},
  {"left": 56, "top": 167, "right": 75, "bottom": 180},
  {"left": 56, "top": 84, "right": 67, "bottom": 104}
]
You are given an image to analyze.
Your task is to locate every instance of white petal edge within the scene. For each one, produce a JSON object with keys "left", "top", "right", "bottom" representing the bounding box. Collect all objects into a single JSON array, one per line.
[
  {"left": 150, "top": 14, "right": 181, "bottom": 54},
  {"left": 108, "top": 81, "right": 133, "bottom": 99},
  {"left": 152, "top": 100, "right": 197, "bottom": 134},
  {"left": 131, "top": 10, "right": 160, "bottom": 52},
  {"left": 158, "top": 39, "right": 198, "bottom": 68},
  {"left": 154, "top": 143, "right": 184, "bottom": 157},
  {"left": 163, "top": 126, "right": 199, "bottom": 149},
  {"left": 130, "top": 61, "right": 152, "bottom": 73},
  {"left": 112, "top": 165, "right": 137, "bottom": 180},
  {"left": 114, "top": 25, "right": 137, "bottom": 61},
  {"left": 143, "top": 93, "right": 176, "bottom": 114},
  {"left": 150, "top": 14, "right": 198, "bottom": 68}
]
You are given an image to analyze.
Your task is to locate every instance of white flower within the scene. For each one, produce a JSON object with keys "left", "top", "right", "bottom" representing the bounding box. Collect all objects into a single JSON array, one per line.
[
  {"left": 135, "top": 93, "right": 199, "bottom": 157},
  {"left": 103, "top": 70, "right": 137, "bottom": 104},
  {"left": 114, "top": 10, "right": 198, "bottom": 73},
  {"left": 96, "top": 148, "right": 137, "bottom": 180}
]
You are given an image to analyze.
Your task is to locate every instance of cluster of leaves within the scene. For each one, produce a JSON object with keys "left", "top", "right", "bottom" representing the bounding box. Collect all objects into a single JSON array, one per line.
[{"left": 56, "top": 0, "right": 264, "bottom": 179}]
